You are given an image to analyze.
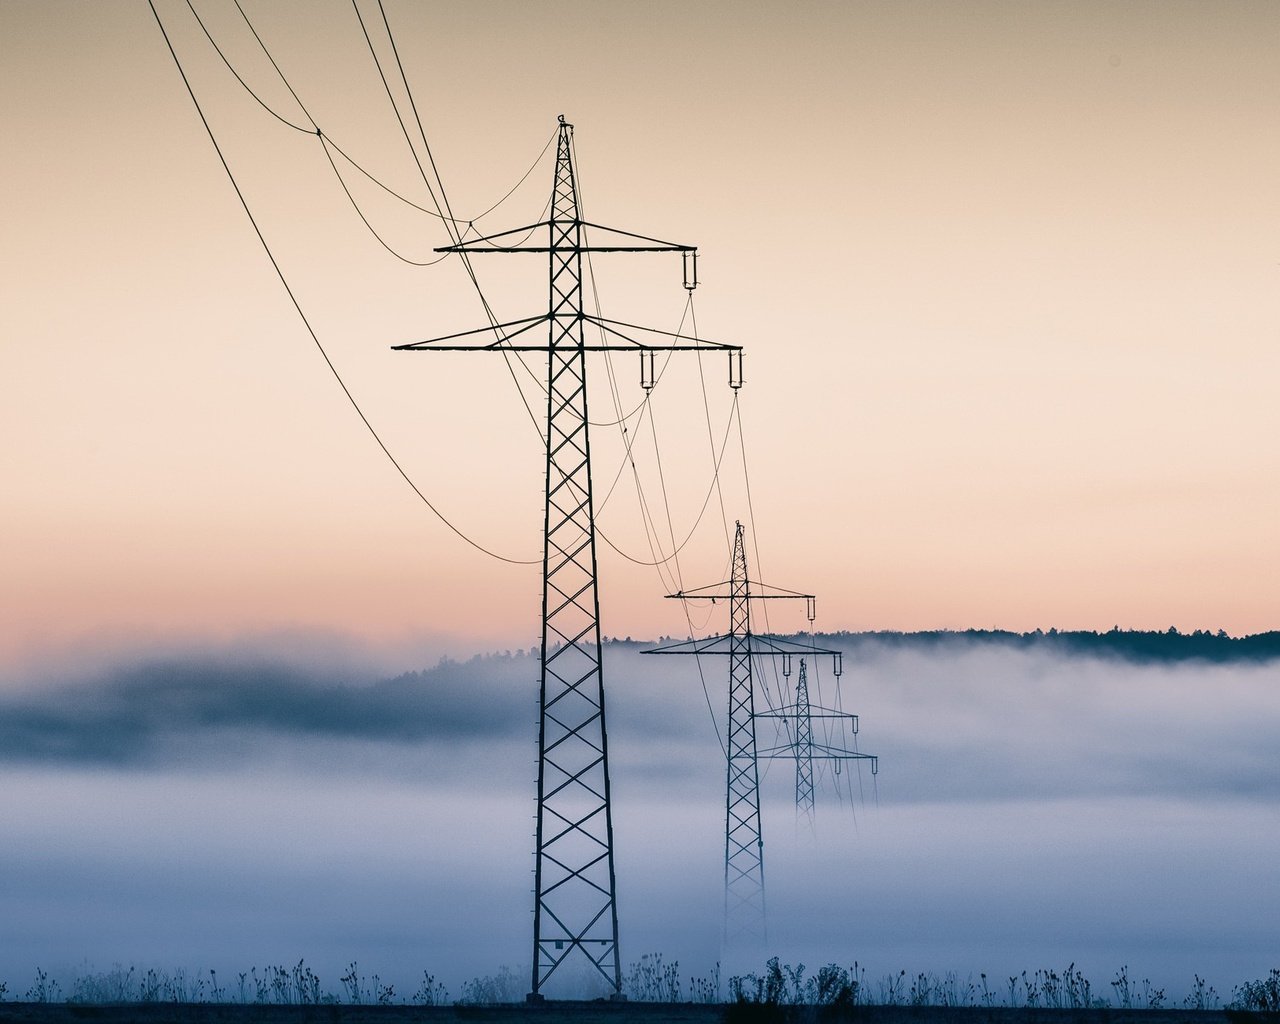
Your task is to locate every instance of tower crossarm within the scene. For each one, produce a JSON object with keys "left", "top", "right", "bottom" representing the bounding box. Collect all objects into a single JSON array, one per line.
[
  {"left": 393, "top": 310, "right": 739, "bottom": 353},
  {"left": 756, "top": 745, "right": 878, "bottom": 769},
  {"left": 811, "top": 744, "right": 879, "bottom": 768},
  {"left": 756, "top": 739, "right": 875, "bottom": 758},
  {"left": 756, "top": 706, "right": 859, "bottom": 725},
  {"left": 641, "top": 632, "right": 843, "bottom": 676},
  {"left": 436, "top": 220, "right": 695, "bottom": 254},
  {"left": 581, "top": 314, "right": 738, "bottom": 352},
  {"left": 665, "top": 581, "right": 814, "bottom": 601},
  {"left": 641, "top": 633, "right": 834, "bottom": 655},
  {"left": 391, "top": 314, "right": 551, "bottom": 351}
]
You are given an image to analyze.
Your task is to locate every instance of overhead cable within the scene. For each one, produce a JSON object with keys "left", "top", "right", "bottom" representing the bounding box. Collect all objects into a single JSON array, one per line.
[
  {"left": 354, "top": 0, "right": 546, "bottom": 441},
  {"left": 689, "top": 299, "right": 733, "bottom": 554},
  {"left": 187, "top": 0, "right": 437, "bottom": 265},
  {"left": 595, "top": 394, "right": 740, "bottom": 569},
  {"left": 194, "top": 0, "right": 554, "bottom": 225},
  {"left": 733, "top": 393, "right": 790, "bottom": 714},
  {"left": 187, "top": 0, "right": 552, "bottom": 267},
  {"left": 572, "top": 154, "right": 729, "bottom": 753},
  {"left": 148, "top": 0, "right": 538, "bottom": 566}
]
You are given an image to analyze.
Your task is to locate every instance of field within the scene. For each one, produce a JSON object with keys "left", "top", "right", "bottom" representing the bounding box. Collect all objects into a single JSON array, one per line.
[{"left": 0, "top": 1003, "right": 1269, "bottom": 1024}]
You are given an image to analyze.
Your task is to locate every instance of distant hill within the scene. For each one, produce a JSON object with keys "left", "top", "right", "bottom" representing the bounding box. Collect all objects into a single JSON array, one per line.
[
  {"left": 605, "top": 628, "right": 1280, "bottom": 664},
  {"left": 813, "top": 628, "right": 1280, "bottom": 664}
]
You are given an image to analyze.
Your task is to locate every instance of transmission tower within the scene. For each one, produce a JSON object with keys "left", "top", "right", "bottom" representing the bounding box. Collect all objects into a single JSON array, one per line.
[
  {"left": 394, "top": 116, "right": 741, "bottom": 1000},
  {"left": 642, "top": 521, "right": 842, "bottom": 946},
  {"left": 793, "top": 659, "right": 815, "bottom": 821},
  {"left": 755, "top": 655, "right": 877, "bottom": 828}
]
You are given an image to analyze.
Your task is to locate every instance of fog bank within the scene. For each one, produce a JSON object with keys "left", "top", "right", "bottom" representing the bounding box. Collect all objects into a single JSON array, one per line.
[{"left": 0, "top": 635, "right": 1275, "bottom": 999}]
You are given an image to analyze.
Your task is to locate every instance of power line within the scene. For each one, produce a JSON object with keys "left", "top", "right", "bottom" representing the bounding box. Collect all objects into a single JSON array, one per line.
[
  {"left": 352, "top": 0, "right": 547, "bottom": 443},
  {"left": 354, "top": 6, "right": 759, "bottom": 804},
  {"left": 572, "top": 129, "right": 743, "bottom": 768},
  {"left": 689, "top": 298, "right": 733, "bottom": 554},
  {"left": 317, "top": 135, "right": 450, "bottom": 266},
  {"left": 571, "top": 141, "right": 730, "bottom": 573},
  {"left": 581, "top": 235, "right": 681, "bottom": 588},
  {"left": 596, "top": 395, "right": 740, "bottom": 568},
  {"left": 733, "top": 392, "right": 791, "bottom": 714},
  {"left": 210, "top": 0, "right": 557, "bottom": 225},
  {"left": 189, "top": 0, "right": 554, "bottom": 266},
  {"left": 349, "top": 0, "right": 445, "bottom": 217},
  {"left": 352, "top": 2, "right": 745, "bottom": 578},
  {"left": 320, "top": 133, "right": 447, "bottom": 216},
  {"left": 147, "top": 0, "right": 538, "bottom": 566},
  {"left": 178, "top": 0, "right": 769, "bottom": 625},
  {"left": 590, "top": 304, "right": 727, "bottom": 758},
  {"left": 185, "top": 0, "right": 312, "bottom": 133},
  {"left": 570, "top": 135, "right": 739, "bottom": 756},
  {"left": 325, "top": 120, "right": 555, "bottom": 223},
  {"left": 569, "top": 131, "right": 736, "bottom": 758},
  {"left": 163, "top": 4, "right": 829, "bottom": 876}
]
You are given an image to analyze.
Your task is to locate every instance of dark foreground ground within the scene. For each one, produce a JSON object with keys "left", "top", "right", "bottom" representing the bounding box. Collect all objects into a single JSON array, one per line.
[{"left": 0, "top": 1004, "right": 1274, "bottom": 1024}]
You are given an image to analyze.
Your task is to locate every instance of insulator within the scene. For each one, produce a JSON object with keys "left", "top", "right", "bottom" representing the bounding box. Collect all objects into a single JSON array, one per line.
[
  {"left": 729, "top": 350, "right": 743, "bottom": 389},
  {"left": 806, "top": 596, "right": 816, "bottom": 623},
  {"left": 833, "top": 652, "right": 843, "bottom": 677},
  {"left": 871, "top": 757, "right": 879, "bottom": 776},
  {"left": 782, "top": 653, "right": 791, "bottom": 677},
  {"left": 640, "top": 349, "right": 656, "bottom": 391},
  {"left": 682, "top": 249, "right": 698, "bottom": 291},
  {"left": 834, "top": 760, "right": 842, "bottom": 775}
]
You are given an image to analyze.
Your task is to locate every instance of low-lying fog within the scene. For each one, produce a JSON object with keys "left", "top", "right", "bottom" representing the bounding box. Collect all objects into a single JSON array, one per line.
[{"left": 1, "top": 635, "right": 1276, "bottom": 1001}]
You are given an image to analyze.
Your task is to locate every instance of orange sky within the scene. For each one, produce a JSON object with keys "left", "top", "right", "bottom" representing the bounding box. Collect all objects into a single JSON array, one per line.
[{"left": 2, "top": 0, "right": 1278, "bottom": 666}]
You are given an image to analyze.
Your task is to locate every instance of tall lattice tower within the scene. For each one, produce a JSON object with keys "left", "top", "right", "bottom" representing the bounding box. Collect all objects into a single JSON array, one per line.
[
  {"left": 757, "top": 651, "right": 879, "bottom": 827},
  {"left": 395, "top": 116, "right": 740, "bottom": 999},
  {"left": 792, "top": 658, "right": 815, "bottom": 823},
  {"left": 644, "top": 521, "right": 842, "bottom": 946},
  {"left": 723, "top": 523, "right": 766, "bottom": 938}
]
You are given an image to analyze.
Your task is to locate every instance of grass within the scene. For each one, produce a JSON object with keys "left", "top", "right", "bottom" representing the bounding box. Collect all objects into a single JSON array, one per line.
[
  {"left": 714, "top": 959, "right": 1246, "bottom": 1011},
  {"left": 1, "top": 957, "right": 1276, "bottom": 1010},
  {"left": 718, "top": 960, "right": 1226, "bottom": 1011}
]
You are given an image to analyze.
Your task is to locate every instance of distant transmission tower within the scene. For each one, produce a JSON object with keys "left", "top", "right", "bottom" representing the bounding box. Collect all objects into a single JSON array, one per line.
[
  {"left": 793, "top": 659, "right": 815, "bottom": 821},
  {"left": 394, "top": 116, "right": 741, "bottom": 1000},
  {"left": 755, "top": 654, "right": 877, "bottom": 827},
  {"left": 643, "top": 521, "right": 842, "bottom": 946}
]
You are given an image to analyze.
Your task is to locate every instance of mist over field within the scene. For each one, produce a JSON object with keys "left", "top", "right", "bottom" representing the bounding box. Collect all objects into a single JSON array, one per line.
[{"left": 1, "top": 633, "right": 1277, "bottom": 1000}]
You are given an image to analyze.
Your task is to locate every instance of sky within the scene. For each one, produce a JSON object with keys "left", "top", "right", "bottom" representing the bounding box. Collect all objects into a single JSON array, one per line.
[
  {"left": 1, "top": 0, "right": 1278, "bottom": 1003},
  {"left": 3, "top": 0, "right": 1278, "bottom": 667}
]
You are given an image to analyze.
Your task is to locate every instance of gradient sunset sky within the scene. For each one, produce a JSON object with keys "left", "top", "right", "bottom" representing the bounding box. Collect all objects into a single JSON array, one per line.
[{"left": 3, "top": 0, "right": 1278, "bottom": 668}]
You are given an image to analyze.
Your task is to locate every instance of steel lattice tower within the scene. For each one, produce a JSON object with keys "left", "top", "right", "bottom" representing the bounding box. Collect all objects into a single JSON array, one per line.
[
  {"left": 532, "top": 117, "right": 617, "bottom": 1002},
  {"left": 394, "top": 116, "right": 741, "bottom": 999},
  {"left": 757, "top": 648, "right": 878, "bottom": 826},
  {"left": 723, "top": 523, "right": 766, "bottom": 940},
  {"left": 793, "top": 659, "right": 815, "bottom": 822},
  {"left": 644, "top": 521, "right": 839, "bottom": 945}
]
